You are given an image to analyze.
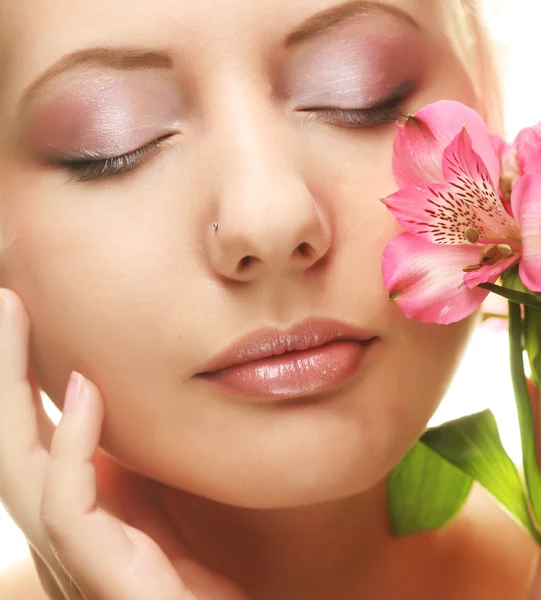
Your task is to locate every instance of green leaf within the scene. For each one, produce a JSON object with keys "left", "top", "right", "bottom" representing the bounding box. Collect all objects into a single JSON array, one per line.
[
  {"left": 421, "top": 408, "right": 541, "bottom": 542},
  {"left": 509, "top": 302, "right": 541, "bottom": 534},
  {"left": 502, "top": 266, "right": 541, "bottom": 300},
  {"left": 479, "top": 282, "right": 541, "bottom": 308},
  {"left": 387, "top": 440, "right": 473, "bottom": 536}
]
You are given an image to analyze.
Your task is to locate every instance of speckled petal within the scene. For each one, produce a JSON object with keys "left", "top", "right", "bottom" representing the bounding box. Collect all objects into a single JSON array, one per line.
[{"left": 442, "top": 128, "right": 516, "bottom": 237}]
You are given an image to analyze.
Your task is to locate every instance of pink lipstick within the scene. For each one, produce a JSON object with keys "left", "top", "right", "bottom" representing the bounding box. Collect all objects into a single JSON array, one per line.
[{"left": 195, "top": 319, "right": 377, "bottom": 400}]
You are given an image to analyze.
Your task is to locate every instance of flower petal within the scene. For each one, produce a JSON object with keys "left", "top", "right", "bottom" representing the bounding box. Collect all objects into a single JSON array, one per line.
[
  {"left": 492, "top": 134, "right": 508, "bottom": 160},
  {"left": 511, "top": 175, "right": 541, "bottom": 291},
  {"left": 462, "top": 255, "right": 520, "bottom": 288},
  {"left": 493, "top": 134, "right": 519, "bottom": 178},
  {"left": 392, "top": 115, "right": 446, "bottom": 188},
  {"left": 514, "top": 124, "right": 541, "bottom": 175},
  {"left": 382, "top": 183, "right": 492, "bottom": 244},
  {"left": 392, "top": 100, "right": 500, "bottom": 188},
  {"left": 442, "top": 128, "right": 516, "bottom": 237},
  {"left": 382, "top": 232, "right": 489, "bottom": 324},
  {"left": 492, "top": 133, "right": 519, "bottom": 214},
  {"left": 383, "top": 135, "right": 514, "bottom": 247}
]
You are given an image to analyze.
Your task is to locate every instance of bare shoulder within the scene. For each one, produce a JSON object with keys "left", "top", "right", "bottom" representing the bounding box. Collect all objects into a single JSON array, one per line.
[
  {"left": 446, "top": 481, "right": 540, "bottom": 599},
  {"left": 0, "top": 557, "right": 49, "bottom": 600}
]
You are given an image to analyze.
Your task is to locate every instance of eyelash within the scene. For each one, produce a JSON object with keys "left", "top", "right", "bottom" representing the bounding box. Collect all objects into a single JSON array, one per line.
[
  {"left": 58, "top": 135, "right": 173, "bottom": 183},
  {"left": 299, "top": 84, "right": 411, "bottom": 129},
  {"left": 58, "top": 86, "right": 411, "bottom": 183},
  {"left": 304, "top": 101, "right": 406, "bottom": 129}
]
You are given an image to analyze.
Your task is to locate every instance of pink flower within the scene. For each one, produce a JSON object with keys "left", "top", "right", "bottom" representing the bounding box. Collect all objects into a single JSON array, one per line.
[
  {"left": 492, "top": 134, "right": 520, "bottom": 207},
  {"left": 382, "top": 101, "right": 541, "bottom": 325},
  {"left": 493, "top": 122, "right": 541, "bottom": 194},
  {"left": 514, "top": 123, "right": 541, "bottom": 176}
]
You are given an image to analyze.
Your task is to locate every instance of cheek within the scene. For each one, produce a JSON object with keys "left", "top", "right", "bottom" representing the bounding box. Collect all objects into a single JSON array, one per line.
[
  {"left": 384, "top": 315, "right": 476, "bottom": 433},
  {"left": 0, "top": 172, "right": 203, "bottom": 405},
  {"left": 351, "top": 315, "right": 476, "bottom": 492}
]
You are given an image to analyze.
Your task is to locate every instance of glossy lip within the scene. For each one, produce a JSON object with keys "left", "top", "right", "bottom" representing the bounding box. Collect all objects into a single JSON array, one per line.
[{"left": 196, "top": 318, "right": 377, "bottom": 375}]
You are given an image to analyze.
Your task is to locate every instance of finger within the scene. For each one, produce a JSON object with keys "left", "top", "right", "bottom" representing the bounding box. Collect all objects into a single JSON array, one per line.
[
  {"left": 42, "top": 374, "right": 186, "bottom": 599},
  {"left": 29, "top": 545, "right": 77, "bottom": 600},
  {"left": 0, "top": 290, "right": 44, "bottom": 478},
  {"left": 0, "top": 290, "right": 85, "bottom": 598},
  {"left": 0, "top": 290, "right": 56, "bottom": 467},
  {"left": 0, "top": 289, "right": 53, "bottom": 542}
]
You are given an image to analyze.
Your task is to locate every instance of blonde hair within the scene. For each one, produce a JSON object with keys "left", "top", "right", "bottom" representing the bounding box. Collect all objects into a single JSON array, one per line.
[{"left": 442, "top": 0, "right": 504, "bottom": 134}]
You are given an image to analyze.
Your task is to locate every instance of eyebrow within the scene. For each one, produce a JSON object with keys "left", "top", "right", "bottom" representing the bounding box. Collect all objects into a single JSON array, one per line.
[
  {"left": 20, "top": 47, "right": 174, "bottom": 107},
  {"left": 21, "top": 1, "right": 416, "bottom": 106},
  {"left": 284, "top": 0, "right": 420, "bottom": 46}
]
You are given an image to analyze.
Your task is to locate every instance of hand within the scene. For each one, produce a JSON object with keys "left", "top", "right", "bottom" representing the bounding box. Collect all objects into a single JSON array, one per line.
[{"left": 0, "top": 289, "right": 248, "bottom": 600}]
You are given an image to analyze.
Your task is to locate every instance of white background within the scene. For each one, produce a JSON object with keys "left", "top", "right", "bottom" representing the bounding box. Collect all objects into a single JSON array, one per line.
[{"left": 1, "top": 0, "right": 541, "bottom": 577}]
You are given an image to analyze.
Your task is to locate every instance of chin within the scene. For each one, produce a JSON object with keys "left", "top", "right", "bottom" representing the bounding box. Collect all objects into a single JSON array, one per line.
[
  {"left": 124, "top": 415, "right": 406, "bottom": 510},
  {"left": 101, "top": 349, "right": 448, "bottom": 510}
]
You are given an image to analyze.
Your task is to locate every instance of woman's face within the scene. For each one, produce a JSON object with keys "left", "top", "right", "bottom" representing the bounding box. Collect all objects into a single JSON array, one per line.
[{"left": 0, "top": 0, "right": 479, "bottom": 508}]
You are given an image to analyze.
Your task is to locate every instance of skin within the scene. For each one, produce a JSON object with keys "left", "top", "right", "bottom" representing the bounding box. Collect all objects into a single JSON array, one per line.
[{"left": 0, "top": 0, "right": 538, "bottom": 598}]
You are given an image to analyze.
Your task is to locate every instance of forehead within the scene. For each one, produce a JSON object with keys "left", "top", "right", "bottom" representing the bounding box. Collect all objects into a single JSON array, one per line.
[
  {"left": 0, "top": 0, "right": 444, "bottom": 111},
  {"left": 1, "top": 0, "right": 440, "bottom": 55}
]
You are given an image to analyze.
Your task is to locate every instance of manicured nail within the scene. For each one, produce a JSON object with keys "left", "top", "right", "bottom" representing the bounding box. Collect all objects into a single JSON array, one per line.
[{"left": 65, "top": 371, "right": 84, "bottom": 410}]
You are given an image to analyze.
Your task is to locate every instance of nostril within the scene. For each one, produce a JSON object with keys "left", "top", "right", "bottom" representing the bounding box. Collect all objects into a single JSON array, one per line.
[
  {"left": 234, "top": 244, "right": 319, "bottom": 276},
  {"left": 296, "top": 242, "right": 313, "bottom": 258},
  {"left": 239, "top": 255, "right": 255, "bottom": 271}
]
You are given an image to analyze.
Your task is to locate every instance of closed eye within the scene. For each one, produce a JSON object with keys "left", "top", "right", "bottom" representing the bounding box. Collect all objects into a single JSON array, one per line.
[
  {"left": 54, "top": 82, "right": 412, "bottom": 183},
  {"left": 56, "top": 134, "right": 176, "bottom": 183},
  {"left": 298, "top": 81, "right": 413, "bottom": 128}
]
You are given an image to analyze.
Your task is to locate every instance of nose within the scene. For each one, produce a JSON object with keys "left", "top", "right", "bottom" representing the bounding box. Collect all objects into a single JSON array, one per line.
[{"left": 206, "top": 128, "right": 332, "bottom": 283}]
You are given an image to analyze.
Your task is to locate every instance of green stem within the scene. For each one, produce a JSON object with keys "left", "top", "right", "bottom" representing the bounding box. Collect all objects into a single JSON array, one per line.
[
  {"left": 524, "top": 306, "right": 541, "bottom": 388},
  {"left": 508, "top": 301, "right": 541, "bottom": 542},
  {"left": 480, "top": 283, "right": 541, "bottom": 308}
]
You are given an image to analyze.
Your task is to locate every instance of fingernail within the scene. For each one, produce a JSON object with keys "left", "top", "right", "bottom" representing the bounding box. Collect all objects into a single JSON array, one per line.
[{"left": 65, "top": 371, "right": 84, "bottom": 410}]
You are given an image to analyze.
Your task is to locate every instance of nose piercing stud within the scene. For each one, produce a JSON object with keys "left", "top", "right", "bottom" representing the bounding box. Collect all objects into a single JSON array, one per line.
[{"left": 212, "top": 221, "right": 219, "bottom": 232}]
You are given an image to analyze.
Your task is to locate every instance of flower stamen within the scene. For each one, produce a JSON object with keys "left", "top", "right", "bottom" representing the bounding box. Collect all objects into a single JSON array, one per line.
[
  {"left": 463, "top": 263, "right": 483, "bottom": 272},
  {"left": 465, "top": 227, "right": 480, "bottom": 244},
  {"left": 496, "top": 244, "right": 513, "bottom": 258},
  {"left": 481, "top": 244, "right": 499, "bottom": 264},
  {"left": 462, "top": 243, "right": 517, "bottom": 273}
]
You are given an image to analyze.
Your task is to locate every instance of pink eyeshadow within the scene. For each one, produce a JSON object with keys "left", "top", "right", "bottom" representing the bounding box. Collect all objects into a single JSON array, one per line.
[
  {"left": 285, "top": 16, "right": 427, "bottom": 108},
  {"left": 25, "top": 69, "right": 183, "bottom": 158}
]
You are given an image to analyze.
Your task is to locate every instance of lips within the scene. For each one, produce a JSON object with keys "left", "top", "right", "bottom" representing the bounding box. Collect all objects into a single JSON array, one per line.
[{"left": 195, "top": 318, "right": 377, "bottom": 400}]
